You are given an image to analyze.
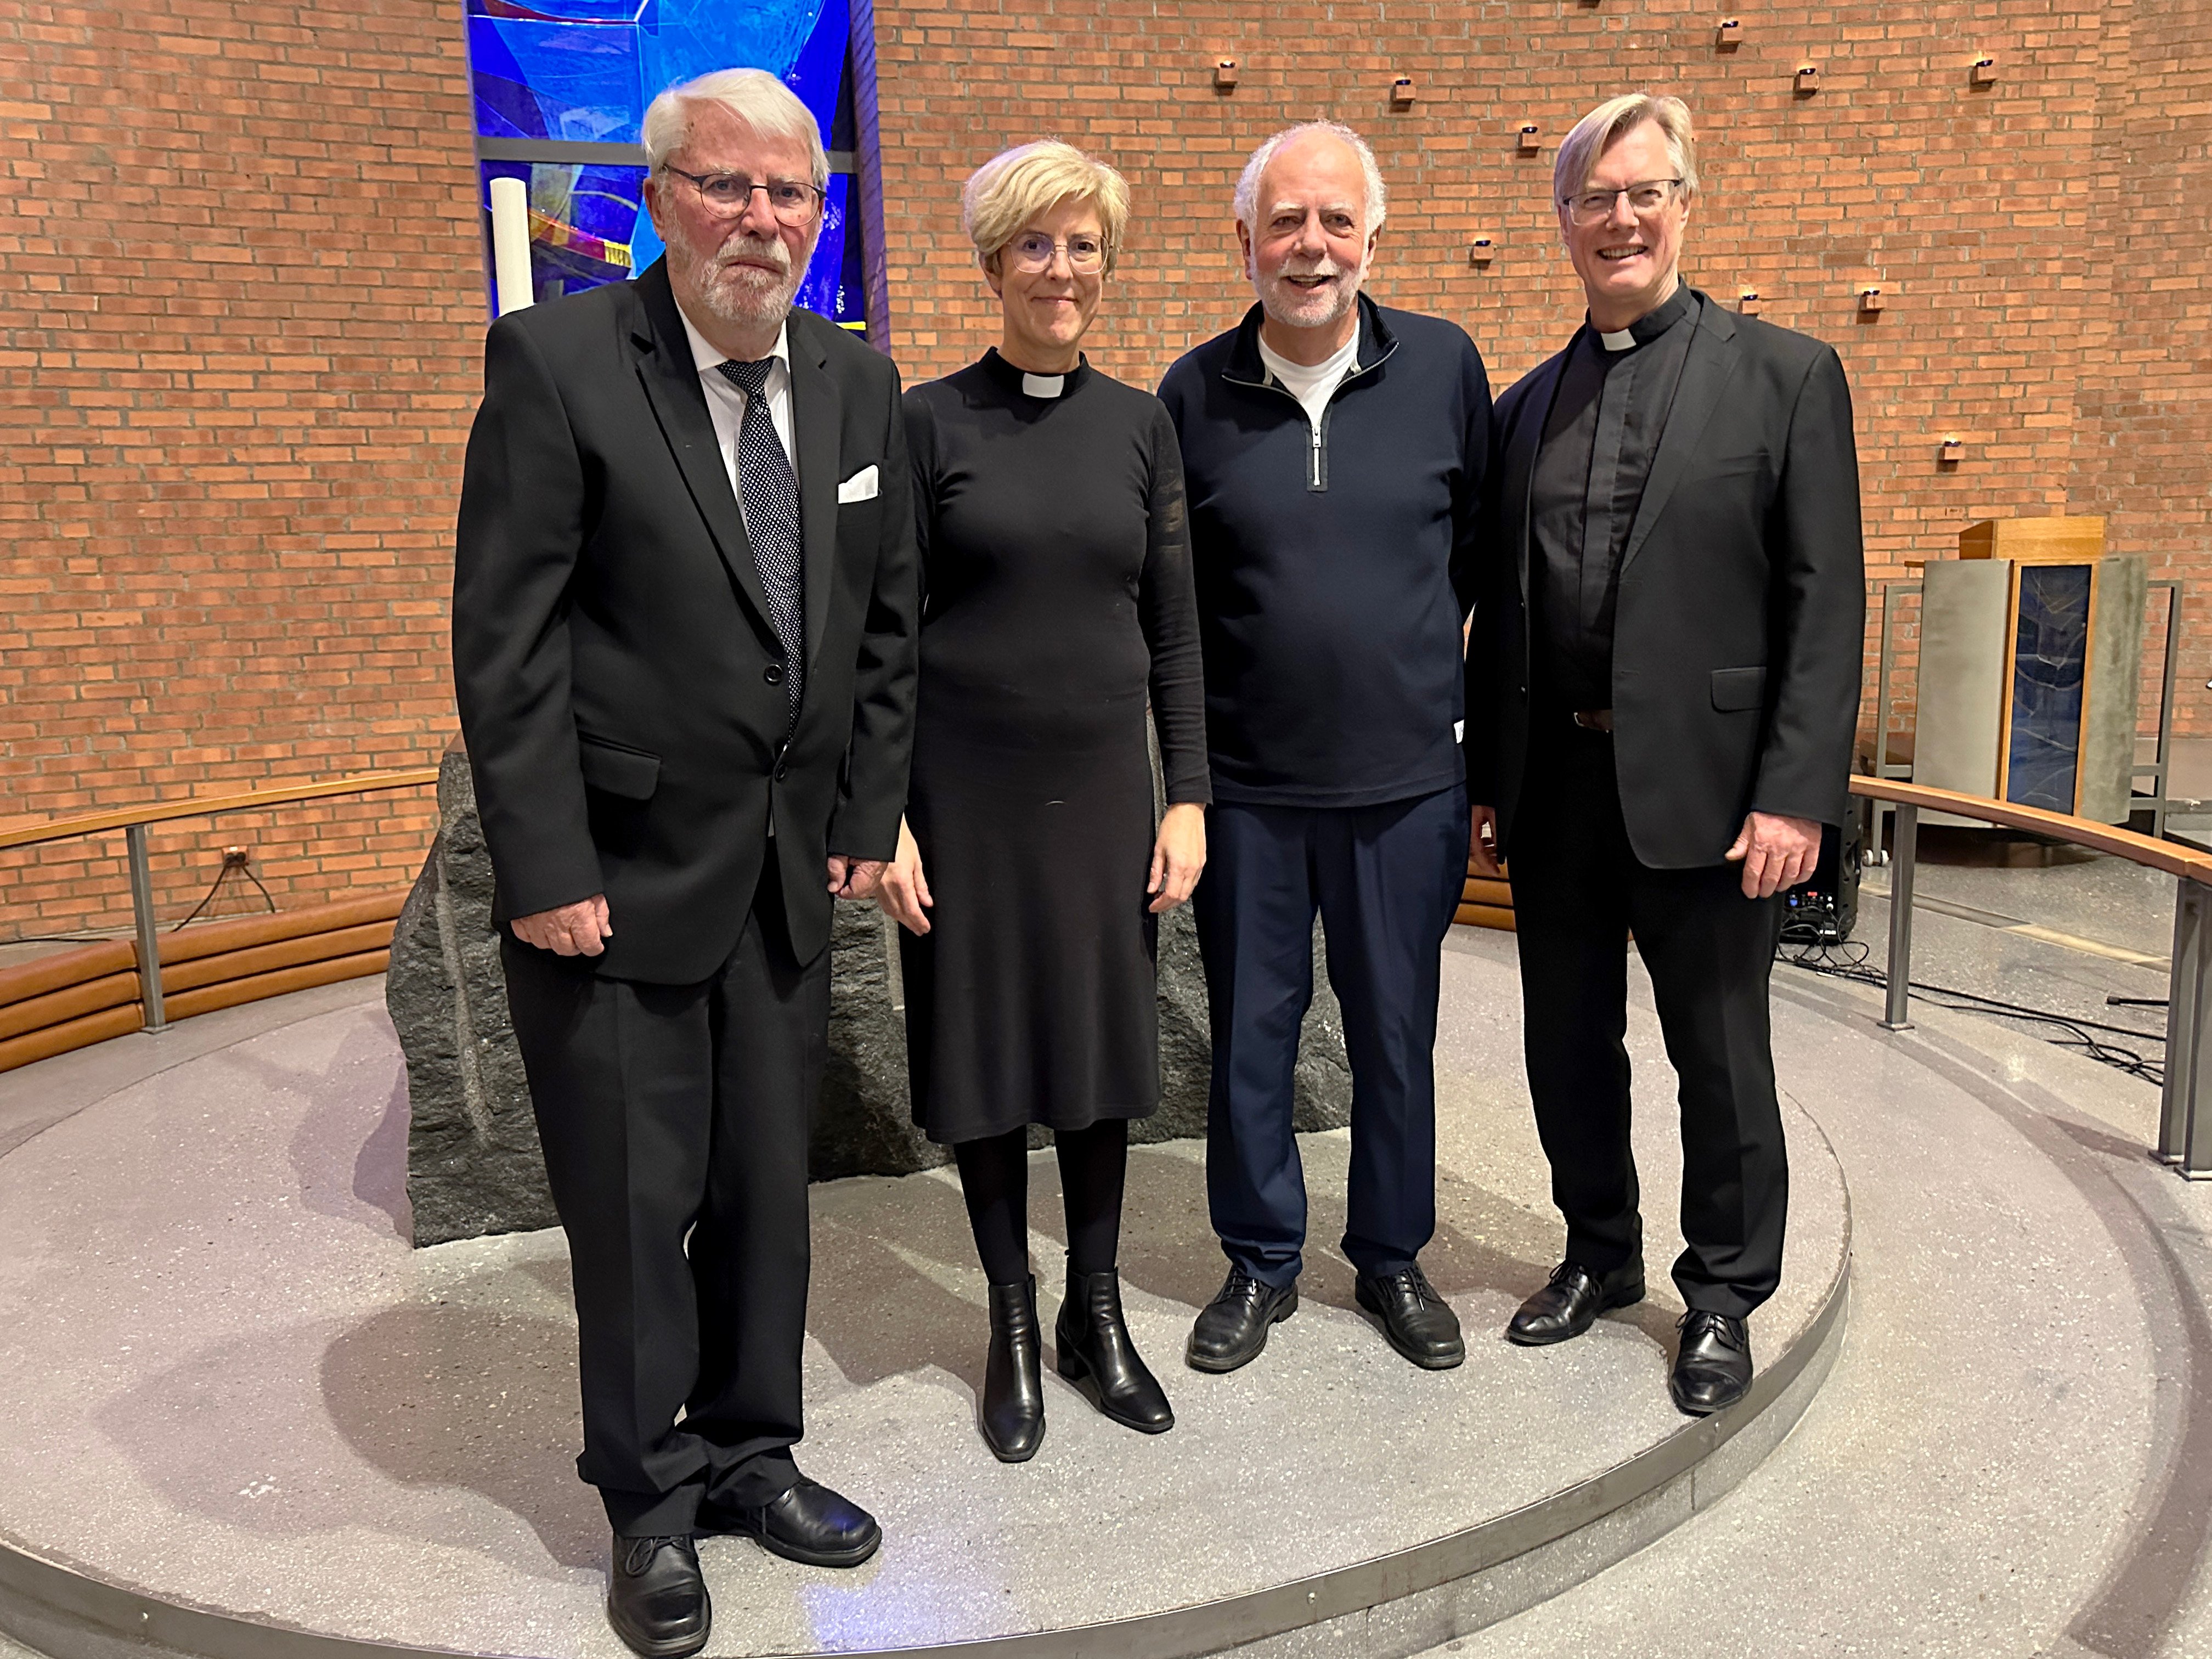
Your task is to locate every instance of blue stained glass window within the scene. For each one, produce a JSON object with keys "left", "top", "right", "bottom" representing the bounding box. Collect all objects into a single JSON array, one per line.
[{"left": 464, "top": 0, "right": 867, "bottom": 331}]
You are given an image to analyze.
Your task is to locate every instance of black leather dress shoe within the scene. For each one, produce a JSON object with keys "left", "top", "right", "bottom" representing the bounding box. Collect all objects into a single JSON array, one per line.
[
  {"left": 1505, "top": 1260, "right": 1646, "bottom": 1346},
  {"left": 1186, "top": 1268, "right": 1297, "bottom": 1373},
  {"left": 980, "top": 1276, "right": 1047, "bottom": 1461},
  {"left": 699, "top": 1476, "right": 881, "bottom": 1567},
  {"left": 1355, "top": 1263, "right": 1465, "bottom": 1369},
  {"left": 1055, "top": 1266, "right": 1173, "bottom": 1434},
  {"left": 606, "top": 1533, "right": 709, "bottom": 1658},
  {"left": 1669, "top": 1310, "right": 1753, "bottom": 1415}
]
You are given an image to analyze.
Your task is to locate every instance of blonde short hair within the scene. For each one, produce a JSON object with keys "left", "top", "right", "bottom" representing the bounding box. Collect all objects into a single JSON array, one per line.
[
  {"left": 641, "top": 67, "right": 829, "bottom": 189},
  {"left": 1553, "top": 94, "right": 1699, "bottom": 204},
  {"left": 961, "top": 142, "right": 1132, "bottom": 275}
]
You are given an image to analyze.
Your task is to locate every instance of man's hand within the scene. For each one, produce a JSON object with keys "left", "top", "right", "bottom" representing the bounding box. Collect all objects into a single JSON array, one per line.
[
  {"left": 1148, "top": 802, "right": 1207, "bottom": 914},
  {"left": 511, "top": 894, "right": 612, "bottom": 957},
  {"left": 827, "top": 855, "right": 888, "bottom": 901},
  {"left": 878, "top": 819, "right": 933, "bottom": 935},
  {"left": 1724, "top": 811, "right": 1821, "bottom": 899},
  {"left": 1469, "top": 804, "right": 1502, "bottom": 877}
]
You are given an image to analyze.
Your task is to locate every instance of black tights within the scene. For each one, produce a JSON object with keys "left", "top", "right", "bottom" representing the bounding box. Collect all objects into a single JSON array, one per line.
[{"left": 952, "top": 1119, "right": 1129, "bottom": 1286}]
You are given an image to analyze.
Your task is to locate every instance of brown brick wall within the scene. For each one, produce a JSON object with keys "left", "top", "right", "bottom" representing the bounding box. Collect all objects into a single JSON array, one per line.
[
  {"left": 0, "top": 0, "right": 477, "bottom": 937},
  {"left": 4, "top": 0, "right": 2206, "bottom": 938}
]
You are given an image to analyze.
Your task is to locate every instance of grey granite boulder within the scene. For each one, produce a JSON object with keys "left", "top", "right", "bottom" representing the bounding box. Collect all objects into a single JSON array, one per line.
[
  {"left": 388, "top": 741, "right": 557, "bottom": 1246},
  {"left": 390, "top": 741, "right": 1352, "bottom": 1245}
]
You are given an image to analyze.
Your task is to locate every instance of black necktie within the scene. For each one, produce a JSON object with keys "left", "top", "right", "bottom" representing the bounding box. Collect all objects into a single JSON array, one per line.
[{"left": 716, "top": 357, "right": 804, "bottom": 729}]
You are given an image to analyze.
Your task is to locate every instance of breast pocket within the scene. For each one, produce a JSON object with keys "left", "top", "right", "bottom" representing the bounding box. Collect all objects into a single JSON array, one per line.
[{"left": 1710, "top": 666, "right": 1768, "bottom": 713}]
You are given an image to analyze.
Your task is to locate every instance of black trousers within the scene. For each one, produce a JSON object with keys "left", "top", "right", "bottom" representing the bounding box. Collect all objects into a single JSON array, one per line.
[
  {"left": 501, "top": 861, "right": 826, "bottom": 1537},
  {"left": 1507, "top": 725, "right": 1788, "bottom": 1319}
]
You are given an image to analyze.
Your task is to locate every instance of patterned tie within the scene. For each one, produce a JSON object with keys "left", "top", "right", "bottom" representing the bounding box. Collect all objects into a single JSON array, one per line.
[{"left": 716, "top": 357, "right": 805, "bottom": 729}]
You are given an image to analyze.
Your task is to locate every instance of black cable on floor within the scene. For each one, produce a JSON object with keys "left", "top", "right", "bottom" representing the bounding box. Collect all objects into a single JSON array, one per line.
[{"left": 1779, "top": 938, "right": 2168, "bottom": 1087}]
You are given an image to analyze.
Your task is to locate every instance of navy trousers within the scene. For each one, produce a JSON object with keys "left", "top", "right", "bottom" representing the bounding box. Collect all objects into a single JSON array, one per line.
[{"left": 1193, "top": 783, "right": 1468, "bottom": 1286}]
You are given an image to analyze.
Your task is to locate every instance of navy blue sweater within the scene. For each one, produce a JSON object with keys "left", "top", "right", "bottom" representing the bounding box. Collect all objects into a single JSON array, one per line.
[{"left": 1158, "top": 297, "right": 1493, "bottom": 808}]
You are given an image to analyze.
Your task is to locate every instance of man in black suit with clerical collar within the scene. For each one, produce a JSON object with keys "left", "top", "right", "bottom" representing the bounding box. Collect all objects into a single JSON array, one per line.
[
  {"left": 452, "top": 67, "right": 916, "bottom": 1658},
  {"left": 1466, "top": 93, "right": 1863, "bottom": 1416}
]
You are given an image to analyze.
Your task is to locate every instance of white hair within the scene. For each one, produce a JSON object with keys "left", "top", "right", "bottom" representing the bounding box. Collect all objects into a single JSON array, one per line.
[
  {"left": 641, "top": 67, "right": 828, "bottom": 188},
  {"left": 1233, "top": 122, "right": 1387, "bottom": 232}
]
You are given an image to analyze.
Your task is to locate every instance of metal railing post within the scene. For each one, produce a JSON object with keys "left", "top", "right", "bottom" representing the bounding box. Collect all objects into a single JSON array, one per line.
[
  {"left": 2160, "top": 877, "right": 2206, "bottom": 1164},
  {"left": 2154, "top": 580, "right": 2181, "bottom": 842},
  {"left": 1874, "top": 583, "right": 1897, "bottom": 862},
  {"left": 1880, "top": 803, "right": 1918, "bottom": 1031},
  {"left": 2173, "top": 877, "right": 2212, "bottom": 1178},
  {"left": 125, "top": 823, "right": 167, "bottom": 1033}
]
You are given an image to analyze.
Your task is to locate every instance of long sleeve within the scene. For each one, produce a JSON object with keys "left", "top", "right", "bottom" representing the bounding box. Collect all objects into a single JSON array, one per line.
[
  {"left": 1141, "top": 408, "right": 1211, "bottom": 806},
  {"left": 1750, "top": 346, "right": 1865, "bottom": 826},
  {"left": 450, "top": 315, "right": 603, "bottom": 921},
  {"left": 825, "top": 362, "right": 920, "bottom": 860},
  {"left": 1448, "top": 334, "right": 1496, "bottom": 621},
  {"left": 1462, "top": 408, "right": 1510, "bottom": 806}
]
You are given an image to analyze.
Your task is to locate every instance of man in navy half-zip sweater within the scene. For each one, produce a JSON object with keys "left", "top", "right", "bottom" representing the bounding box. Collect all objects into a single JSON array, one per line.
[{"left": 1158, "top": 121, "right": 1492, "bottom": 1375}]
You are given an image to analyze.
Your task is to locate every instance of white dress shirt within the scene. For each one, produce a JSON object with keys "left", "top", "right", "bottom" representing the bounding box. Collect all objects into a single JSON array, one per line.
[{"left": 675, "top": 301, "right": 797, "bottom": 534}]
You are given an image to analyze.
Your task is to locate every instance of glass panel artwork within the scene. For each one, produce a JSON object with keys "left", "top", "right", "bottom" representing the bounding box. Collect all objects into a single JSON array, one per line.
[
  {"left": 464, "top": 0, "right": 866, "bottom": 330},
  {"left": 2004, "top": 563, "right": 2092, "bottom": 812}
]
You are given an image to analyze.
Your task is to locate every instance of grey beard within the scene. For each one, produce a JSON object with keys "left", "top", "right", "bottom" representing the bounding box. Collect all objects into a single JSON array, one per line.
[
  {"left": 666, "top": 222, "right": 814, "bottom": 330},
  {"left": 695, "top": 263, "right": 801, "bottom": 328},
  {"left": 1254, "top": 266, "right": 1363, "bottom": 332}
]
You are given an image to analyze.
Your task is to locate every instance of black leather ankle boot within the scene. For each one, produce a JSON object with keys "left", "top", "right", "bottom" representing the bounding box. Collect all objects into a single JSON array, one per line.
[
  {"left": 980, "top": 1276, "right": 1046, "bottom": 1462},
  {"left": 1055, "top": 1267, "right": 1173, "bottom": 1434}
]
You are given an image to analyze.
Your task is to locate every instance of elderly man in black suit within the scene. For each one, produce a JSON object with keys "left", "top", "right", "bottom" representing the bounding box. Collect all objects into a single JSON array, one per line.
[
  {"left": 1466, "top": 93, "right": 1863, "bottom": 1418},
  {"left": 452, "top": 67, "right": 916, "bottom": 1658}
]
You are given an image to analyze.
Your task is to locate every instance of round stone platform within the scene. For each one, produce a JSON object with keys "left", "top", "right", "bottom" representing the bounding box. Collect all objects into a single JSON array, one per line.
[{"left": 0, "top": 929, "right": 1849, "bottom": 1659}]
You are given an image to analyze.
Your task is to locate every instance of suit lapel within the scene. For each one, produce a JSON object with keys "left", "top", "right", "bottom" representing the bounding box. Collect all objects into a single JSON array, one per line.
[
  {"left": 786, "top": 313, "right": 840, "bottom": 675},
  {"left": 1619, "top": 297, "right": 1742, "bottom": 574},
  {"left": 1504, "top": 352, "right": 1566, "bottom": 605},
  {"left": 628, "top": 261, "right": 776, "bottom": 633}
]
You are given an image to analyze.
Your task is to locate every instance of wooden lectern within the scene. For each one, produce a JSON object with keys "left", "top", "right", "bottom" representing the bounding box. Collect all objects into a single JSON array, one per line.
[{"left": 1914, "top": 516, "right": 2146, "bottom": 824}]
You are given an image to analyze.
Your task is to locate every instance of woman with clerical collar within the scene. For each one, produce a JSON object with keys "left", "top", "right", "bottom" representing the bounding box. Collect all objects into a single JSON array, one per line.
[{"left": 884, "top": 141, "right": 1209, "bottom": 1462}]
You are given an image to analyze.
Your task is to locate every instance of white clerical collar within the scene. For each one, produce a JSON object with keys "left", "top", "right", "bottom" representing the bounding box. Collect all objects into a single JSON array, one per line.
[
  {"left": 1598, "top": 328, "right": 1638, "bottom": 353},
  {"left": 675, "top": 301, "right": 790, "bottom": 382},
  {"left": 1021, "top": 371, "right": 1066, "bottom": 398}
]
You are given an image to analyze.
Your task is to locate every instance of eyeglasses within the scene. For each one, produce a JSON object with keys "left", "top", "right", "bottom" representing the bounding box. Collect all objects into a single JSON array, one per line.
[
  {"left": 1560, "top": 178, "right": 1684, "bottom": 225},
  {"left": 662, "top": 165, "right": 825, "bottom": 225},
  {"left": 1006, "top": 230, "right": 1107, "bottom": 274}
]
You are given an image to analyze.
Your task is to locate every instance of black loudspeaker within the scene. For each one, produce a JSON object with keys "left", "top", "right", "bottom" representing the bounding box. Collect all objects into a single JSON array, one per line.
[{"left": 1780, "top": 803, "right": 1865, "bottom": 944}]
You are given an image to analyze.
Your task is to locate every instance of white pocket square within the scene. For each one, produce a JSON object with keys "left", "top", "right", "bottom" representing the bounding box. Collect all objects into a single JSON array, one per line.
[{"left": 837, "top": 464, "right": 880, "bottom": 504}]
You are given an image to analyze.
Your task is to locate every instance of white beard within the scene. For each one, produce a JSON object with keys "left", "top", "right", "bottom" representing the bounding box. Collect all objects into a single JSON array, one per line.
[
  {"left": 666, "top": 218, "right": 812, "bottom": 329},
  {"left": 1253, "top": 255, "right": 1365, "bottom": 331}
]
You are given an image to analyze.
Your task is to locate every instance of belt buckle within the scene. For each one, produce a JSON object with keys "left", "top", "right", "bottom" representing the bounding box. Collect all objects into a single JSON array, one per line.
[{"left": 1571, "top": 709, "right": 1613, "bottom": 733}]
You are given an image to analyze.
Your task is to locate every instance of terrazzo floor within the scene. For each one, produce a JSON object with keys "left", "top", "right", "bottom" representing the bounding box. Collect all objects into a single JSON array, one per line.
[{"left": 0, "top": 936, "right": 1846, "bottom": 1657}]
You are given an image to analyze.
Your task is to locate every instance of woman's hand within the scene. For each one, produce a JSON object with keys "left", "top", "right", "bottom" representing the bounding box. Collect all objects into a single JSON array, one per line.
[
  {"left": 1148, "top": 802, "right": 1207, "bottom": 914},
  {"left": 878, "top": 817, "right": 934, "bottom": 935}
]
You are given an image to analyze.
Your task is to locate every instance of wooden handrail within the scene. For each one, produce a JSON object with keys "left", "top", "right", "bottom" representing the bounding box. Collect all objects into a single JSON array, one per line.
[
  {"left": 0, "top": 768, "right": 439, "bottom": 854},
  {"left": 1848, "top": 775, "right": 2212, "bottom": 884}
]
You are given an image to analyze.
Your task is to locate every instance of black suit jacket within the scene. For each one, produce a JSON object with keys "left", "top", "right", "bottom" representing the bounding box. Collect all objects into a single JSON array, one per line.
[
  {"left": 453, "top": 260, "right": 918, "bottom": 982},
  {"left": 1466, "top": 291, "right": 1864, "bottom": 867}
]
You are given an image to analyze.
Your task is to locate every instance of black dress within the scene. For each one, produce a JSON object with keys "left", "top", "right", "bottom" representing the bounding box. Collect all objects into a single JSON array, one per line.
[{"left": 900, "top": 350, "right": 1210, "bottom": 1144}]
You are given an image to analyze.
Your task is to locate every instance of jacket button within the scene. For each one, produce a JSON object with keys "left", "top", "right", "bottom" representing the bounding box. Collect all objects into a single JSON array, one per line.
[{"left": 764, "top": 663, "right": 785, "bottom": 686}]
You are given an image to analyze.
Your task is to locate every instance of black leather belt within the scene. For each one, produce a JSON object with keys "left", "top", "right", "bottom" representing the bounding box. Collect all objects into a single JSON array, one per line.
[{"left": 1571, "top": 709, "right": 1614, "bottom": 733}]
